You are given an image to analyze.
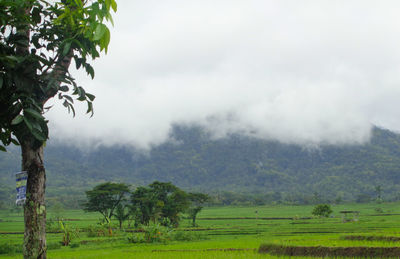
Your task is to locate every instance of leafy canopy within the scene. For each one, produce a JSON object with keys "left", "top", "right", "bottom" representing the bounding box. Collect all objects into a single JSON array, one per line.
[
  {"left": 83, "top": 182, "right": 130, "bottom": 220},
  {"left": 131, "top": 181, "right": 190, "bottom": 227},
  {"left": 312, "top": 204, "right": 333, "bottom": 218},
  {"left": 0, "top": 0, "right": 116, "bottom": 150}
]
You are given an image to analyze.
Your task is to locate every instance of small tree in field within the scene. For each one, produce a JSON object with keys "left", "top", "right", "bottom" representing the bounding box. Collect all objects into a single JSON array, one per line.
[
  {"left": 187, "top": 192, "right": 209, "bottom": 227},
  {"left": 312, "top": 204, "right": 333, "bottom": 218},
  {"left": 0, "top": 1, "right": 116, "bottom": 257}
]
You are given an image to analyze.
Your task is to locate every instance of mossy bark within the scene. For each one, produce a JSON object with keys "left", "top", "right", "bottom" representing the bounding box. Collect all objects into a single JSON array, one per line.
[{"left": 21, "top": 140, "right": 46, "bottom": 259}]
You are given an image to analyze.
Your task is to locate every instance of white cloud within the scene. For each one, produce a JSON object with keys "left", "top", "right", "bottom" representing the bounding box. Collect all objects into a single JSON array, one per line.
[{"left": 47, "top": 0, "right": 400, "bottom": 149}]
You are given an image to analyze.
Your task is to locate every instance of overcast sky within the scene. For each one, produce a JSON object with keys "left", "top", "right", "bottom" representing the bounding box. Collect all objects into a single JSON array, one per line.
[{"left": 47, "top": 0, "right": 400, "bottom": 150}]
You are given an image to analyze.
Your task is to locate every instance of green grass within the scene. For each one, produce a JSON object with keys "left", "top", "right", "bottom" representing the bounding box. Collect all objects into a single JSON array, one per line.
[{"left": 1, "top": 202, "right": 400, "bottom": 258}]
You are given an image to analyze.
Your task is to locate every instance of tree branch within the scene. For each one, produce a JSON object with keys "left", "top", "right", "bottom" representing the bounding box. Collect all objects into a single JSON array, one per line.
[{"left": 42, "top": 50, "right": 74, "bottom": 105}]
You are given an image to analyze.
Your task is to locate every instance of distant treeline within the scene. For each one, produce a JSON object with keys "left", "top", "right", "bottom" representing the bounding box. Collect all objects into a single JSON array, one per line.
[
  {"left": 1, "top": 188, "right": 393, "bottom": 210},
  {"left": 2, "top": 126, "right": 400, "bottom": 209}
]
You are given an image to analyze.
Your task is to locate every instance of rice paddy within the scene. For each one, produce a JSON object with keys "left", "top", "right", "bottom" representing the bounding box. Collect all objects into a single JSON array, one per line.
[{"left": 1, "top": 202, "right": 400, "bottom": 258}]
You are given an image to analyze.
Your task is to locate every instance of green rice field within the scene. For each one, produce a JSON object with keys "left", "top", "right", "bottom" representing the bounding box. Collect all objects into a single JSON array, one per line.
[{"left": 1, "top": 202, "right": 400, "bottom": 258}]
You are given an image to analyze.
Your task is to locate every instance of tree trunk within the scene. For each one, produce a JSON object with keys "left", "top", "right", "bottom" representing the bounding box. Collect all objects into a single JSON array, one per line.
[
  {"left": 21, "top": 140, "right": 46, "bottom": 259},
  {"left": 192, "top": 216, "right": 196, "bottom": 227}
]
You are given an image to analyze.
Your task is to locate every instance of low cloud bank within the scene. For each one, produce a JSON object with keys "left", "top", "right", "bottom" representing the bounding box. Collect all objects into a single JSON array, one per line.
[{"left": 47, "top": 0, "right": 400, "bottom": 150}]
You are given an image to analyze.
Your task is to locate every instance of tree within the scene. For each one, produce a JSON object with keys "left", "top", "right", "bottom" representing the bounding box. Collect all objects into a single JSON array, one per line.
[
  {"left": 114, "top": 203, "right": 129, "bottom": 230},
  {"left": 375, "top": 185, "right": 383, "bottom": 203},
  {"left": 187, "top": 192, "right": 209, "bottom": 227},
  {"left": 148, "top": 181, "right": 189, "bottom": 227},
  {"left": 130, "top": 186, "right": 160, "bottom": 226},
  {"left": 83, "top": 182, "right": 130, "bottom": 221},
  {"left": 0, "top": 1, "right": 116, "bottom": 258},
  {"left": 130, "top": 181, "right": 190, "bottom": 227},
  {"left": 311, "top": 204, "right": 333, "bottom": 218}
]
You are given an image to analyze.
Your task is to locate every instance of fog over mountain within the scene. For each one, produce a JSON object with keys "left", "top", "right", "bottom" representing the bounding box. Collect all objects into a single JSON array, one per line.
[{"left": 45, "top": 1, "right": 400, "bottom": 150}]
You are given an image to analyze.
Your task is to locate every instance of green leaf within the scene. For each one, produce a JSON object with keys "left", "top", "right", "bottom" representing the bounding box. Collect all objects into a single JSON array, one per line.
[
  {"left": 63, "top": 100, "right": 69, "bottom": 108},
  {"left": 24, "top": 108, "right": 43, "bottom": 120},
  {"left": 23, "top": 117, "right": 33, "bottom": 131},
  {"left": 86, "top": 65, "right": 95, "bottom": 79},
  {"left": 93, "top": 24, "right": 107, "bottom": 41},
  {"left": 11, "top": 115, "right": 24, "bottom": 125},
  {"left": 63, "top": 95, "right": 74, "bottom": 103},
  {"left": 31, "top": 128, "right": 46, "bottom": 142},
  {"left": 68, "top": 103, "right": 76, "bottom": 117},
  {"left": 59, "top": 85, "right": 69, "bottom": 92},
  {"left": 63, "top": 41, "right": 72, "bottom": 56},
  {"left": 74, "top": 56, "right": 82, "bottom": 70},
  {"left": 77, "top": 87, "right": 86, "bottom": 101},
  {"left": 10, "top": 138, "right": 20, "bottom": 146},
  {"left": 6, "top": 55, "right": 22, "bottom": 63},
  {"left": 86, "top": 101, "right": 93, "bottom": 116},
  {"left": 31, "top": 7, "right": 41, "bottom": 24},
  {"left": 86, "top": 93, "right": 96, "bottom": 101},
  {"left": 73, "top": 0, "right": 83, "bottom": 8},
  {"left": 100, "top": 27, "right": 111, "bottom": 53},
  {"left": 0, "top": 145, "right": 6, "bottom": 152},
  {"left": 105, "top": 0, "right": 111, "bottom": 11},
  {"left": 111, "top": 0, "right": 117, "bottom": 12},
  {"left": 0, "top": 75, "right": 3, "bottom": 89}
]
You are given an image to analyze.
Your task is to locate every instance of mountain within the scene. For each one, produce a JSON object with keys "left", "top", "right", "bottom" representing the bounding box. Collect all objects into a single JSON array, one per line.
[{"left": 1, "top": 126, "right": 400, "bottom": 208}]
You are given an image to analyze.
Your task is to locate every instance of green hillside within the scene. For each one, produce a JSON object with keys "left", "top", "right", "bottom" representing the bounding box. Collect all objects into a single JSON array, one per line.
[{"left": 1, "top": 126, "right": 400, "bottom": 208}]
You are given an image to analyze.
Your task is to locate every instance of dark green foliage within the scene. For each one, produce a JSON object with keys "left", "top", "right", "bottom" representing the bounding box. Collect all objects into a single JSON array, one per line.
[
  {"left": 312, "top": 204, "right": 333, "bottom": 218},
  {"left": 187, "top": 192, "right": 209, "bottom": 226},
  {"left": 0, "top": 0, "right": 116, "bottom": 150},
  {"left": 83, "top": 182, "right": 130, "bottom": 221},
  {"left": 130, "top": 181, "right": 190, "bottom": 227},
  {"left": 127, "top": 225, "right": 206, "bottom": 244},
  {"left": 127, "top": 224, "right": 172, "bottom": 244},
  {"left": 130, "top": 186, "right": 159, "bottom": 226},
  {"left": 114, "top": 203, "right": 129, "bottom": 229},
  {"left": 3, "top": 127, "right": 400, "bottom": 207}
]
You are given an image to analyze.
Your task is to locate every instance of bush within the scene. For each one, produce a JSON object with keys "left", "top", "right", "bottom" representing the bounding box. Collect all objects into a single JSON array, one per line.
[
  {"left": 128, "top": 224, "right": 172, "bottom": 243},
  {"left": 128, "top": 225, "right": 208, "bottom": 244},
  {"left": 85, "top": 225, "right": 107, "bottom": 237},
  {"left": 312, "top": 204, "right": 333, "bottom": 218}
]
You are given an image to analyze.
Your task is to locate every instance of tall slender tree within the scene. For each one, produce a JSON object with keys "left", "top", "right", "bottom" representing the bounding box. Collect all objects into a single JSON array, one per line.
[{"left": 0, "top": 0, "right": 116, "bottom": 258}]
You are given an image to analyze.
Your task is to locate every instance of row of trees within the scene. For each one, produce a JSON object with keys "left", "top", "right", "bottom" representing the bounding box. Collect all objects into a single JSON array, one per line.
[{"left": 83, "top": 181, "right": 209, "bottom": 229}]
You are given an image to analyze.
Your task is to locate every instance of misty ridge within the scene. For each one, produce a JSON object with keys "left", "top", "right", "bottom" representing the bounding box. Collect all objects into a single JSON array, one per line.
[{"left": 1, "top": 125, "right": 400, "bottom": 208}]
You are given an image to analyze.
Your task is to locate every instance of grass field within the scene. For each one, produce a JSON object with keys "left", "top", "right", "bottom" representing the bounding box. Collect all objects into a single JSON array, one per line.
[{"left": 1, "top": 202, "right": 400, "bottom": 258}]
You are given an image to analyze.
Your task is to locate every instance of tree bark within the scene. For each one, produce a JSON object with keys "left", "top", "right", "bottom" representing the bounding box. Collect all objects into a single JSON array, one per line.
[{"left": 21, "top": 139, "right": 46, "bottom": 259}]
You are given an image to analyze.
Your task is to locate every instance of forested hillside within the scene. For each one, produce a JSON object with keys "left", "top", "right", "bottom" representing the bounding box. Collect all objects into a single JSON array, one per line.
[{"left": 1, "top": 126, "right": 400, "bottom": 208}]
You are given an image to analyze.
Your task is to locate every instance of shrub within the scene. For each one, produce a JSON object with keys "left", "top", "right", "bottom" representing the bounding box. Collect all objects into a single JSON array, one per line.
[
  {"left": 312, "top": 204, "right": 333, "bottom": 218},
  {"left": 128, "top": 224, "right": 172, "bottom": 243},
  {"left": 85, "top": 225, "right": 107, "bottom": 237},
  {"left": 59, "top": 220, "right": 79, "bottom": 246}
]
